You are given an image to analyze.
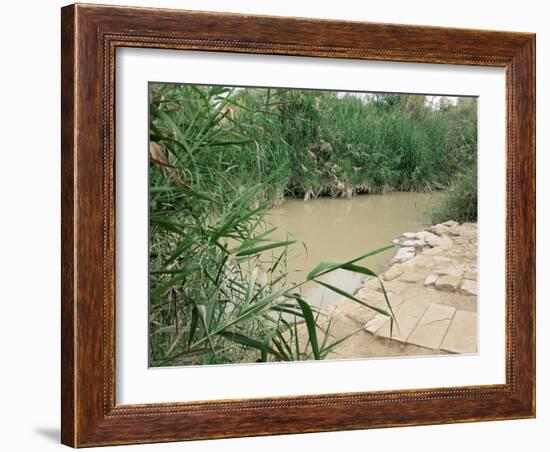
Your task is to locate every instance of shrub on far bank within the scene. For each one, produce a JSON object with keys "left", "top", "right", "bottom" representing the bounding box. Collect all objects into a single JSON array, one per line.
[{"left": 431, "top": 166, "right": 477, "bottom": 223}]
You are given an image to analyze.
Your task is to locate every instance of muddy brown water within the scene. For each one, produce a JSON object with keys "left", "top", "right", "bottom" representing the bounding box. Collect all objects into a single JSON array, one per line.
[{"left": 265, "top": 192, "right": 442, "bottom": 310}]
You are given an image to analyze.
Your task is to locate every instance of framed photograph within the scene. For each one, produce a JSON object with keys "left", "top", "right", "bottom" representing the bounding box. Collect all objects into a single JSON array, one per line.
[{"left": 61, "top": 3, "right": 536, "bottom": 447}]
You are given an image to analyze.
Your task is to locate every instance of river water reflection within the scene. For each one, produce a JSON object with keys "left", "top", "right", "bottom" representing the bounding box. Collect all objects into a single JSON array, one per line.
[{"left": 266, "top": 192, "right": 442, "bottom": 310}]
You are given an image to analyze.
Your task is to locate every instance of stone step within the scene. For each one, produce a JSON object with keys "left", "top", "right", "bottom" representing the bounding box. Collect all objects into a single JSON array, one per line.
[
  {"left": 365, "top": 301, "right": 476, "bottom": 354},
  {"left": 440, "top": 310, "right": 477, "bottom": 354},
  {"left": 407, "top": 303, "right": 456, "bottom": 349},
  {"left": 365, "top": 298, "right": 429, "bottom": 343}
]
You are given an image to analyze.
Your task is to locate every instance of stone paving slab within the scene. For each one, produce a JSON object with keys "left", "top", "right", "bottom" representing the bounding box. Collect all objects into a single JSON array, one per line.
[
  {"left": 375, "top": 280, "right": 408, "bottom": 294},
  {"left": 364, "top": 313, "right": 392, "bottom": 336},
  {"left": 325, "top": 292, "right": 405, "bottom": 327},
  {"left": 435, "top": 275, "right": 462, "bottom": 292},
  {"left": 440, "top": 310, "right": 477, "bottom": 354},
  {"left": 400, "top": 270, "right": 428, "bottom": 283},
  {"left": 460, "top": 279, "right": 478, "bottom": 296},
  {"left": 367, "top": 298, "right": 430, "bottom": 342},
  {"left": 382, "top": 265, "right": 404, "bottom": 281},
  {"left": 407, "top": 303, "right": 456, "bottom": 349},
  {"left": 424, "top": 274, "right": 438, "bottom": 286}
]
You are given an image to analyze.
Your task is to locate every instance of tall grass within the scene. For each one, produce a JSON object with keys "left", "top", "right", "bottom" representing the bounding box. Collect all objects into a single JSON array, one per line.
[
  {"left": 431, "top": 166, "right": 478, "bottom": 223},
  {"left": 227, "top": 89, "right": 477, "bottom": 200}
]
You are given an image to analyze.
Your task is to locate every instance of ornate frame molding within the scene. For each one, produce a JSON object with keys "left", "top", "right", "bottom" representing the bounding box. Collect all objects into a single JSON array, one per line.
[{"left": 61, "top": 4, "right": 535, "bottom": 447}]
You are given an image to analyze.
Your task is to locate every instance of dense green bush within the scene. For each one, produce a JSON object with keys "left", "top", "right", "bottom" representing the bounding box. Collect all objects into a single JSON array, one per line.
[
  {"left": 431, "top": 166, "right": 478, "bottom": 223},
  {"left": 221, "top": 88, "right": 477, "bottom": 200},
  {"left": 150, "top": 84, "right": 485, "bottom": 214}
]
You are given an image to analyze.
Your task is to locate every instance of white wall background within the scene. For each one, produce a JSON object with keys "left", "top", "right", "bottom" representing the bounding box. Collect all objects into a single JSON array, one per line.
[{"left": 0, "top": 1, "right": 545, "bottom": 451}]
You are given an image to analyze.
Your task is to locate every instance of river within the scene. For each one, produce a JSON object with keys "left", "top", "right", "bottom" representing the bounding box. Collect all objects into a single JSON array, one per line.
[{"left": 265, "top": 191, "right": 442, "bottom": 310}]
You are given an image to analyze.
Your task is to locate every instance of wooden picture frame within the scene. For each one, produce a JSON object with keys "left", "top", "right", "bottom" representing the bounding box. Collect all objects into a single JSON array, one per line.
[{"left": 61, "top": 3, "right": 536, "bottom": 447}]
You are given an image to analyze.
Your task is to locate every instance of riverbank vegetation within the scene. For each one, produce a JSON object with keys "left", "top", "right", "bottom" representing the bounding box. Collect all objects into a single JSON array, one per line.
[
  {"left": 148, "top": 84, "right": 477, "bottom": 366},
  {"left": 431, "top": 166, "right": 477, "bottom": 223}
]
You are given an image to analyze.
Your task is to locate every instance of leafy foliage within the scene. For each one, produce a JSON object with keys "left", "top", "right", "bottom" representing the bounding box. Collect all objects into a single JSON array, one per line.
[{"left": 431, "top": 166, "right": 478, "bottom": 223}]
